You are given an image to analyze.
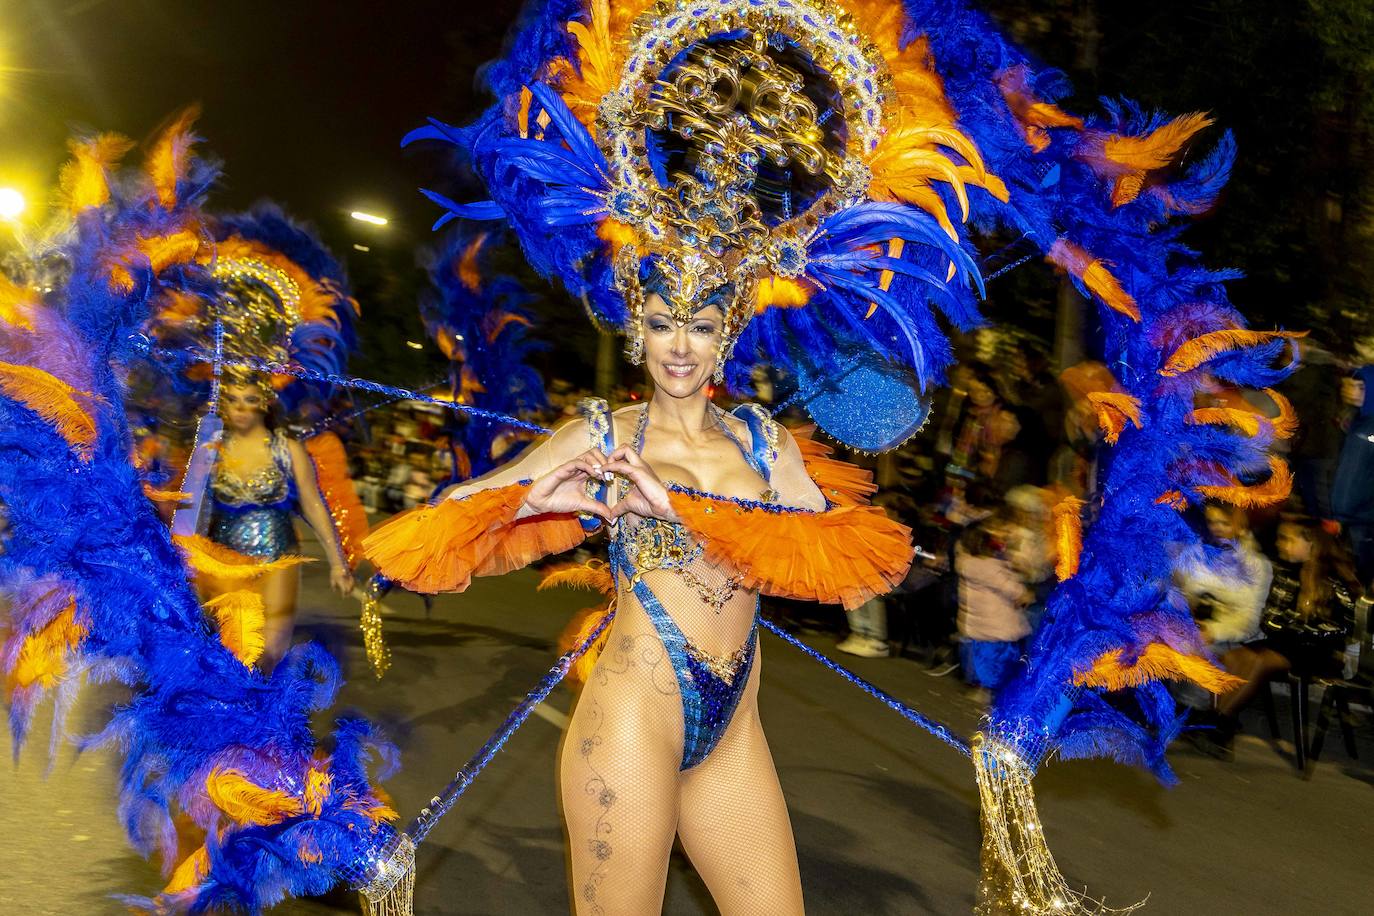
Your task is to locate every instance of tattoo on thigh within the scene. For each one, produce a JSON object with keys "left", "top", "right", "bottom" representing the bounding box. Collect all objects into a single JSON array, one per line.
[
  {"left": 580, "top": 698, "right": 614, "bottom": 914},
  {"left": 594, "top": 632, "right": 674, "bottom": 695}
]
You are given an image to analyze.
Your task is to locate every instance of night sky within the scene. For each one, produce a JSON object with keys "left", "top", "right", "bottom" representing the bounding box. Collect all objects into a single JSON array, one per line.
[
  {"left": 1, "top": 0, "right": 523, "bottom": 244},
  {"left": 1, "top": 1, "right": 1366, "bottom": 363}
]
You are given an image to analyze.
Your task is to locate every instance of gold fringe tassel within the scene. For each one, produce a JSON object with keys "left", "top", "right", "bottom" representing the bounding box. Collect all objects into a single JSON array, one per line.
[
  {"left": 974, "top": 734, "right": 1142, "bottom": 915},
  {"left": 358, "top": 834, "right": 417, "bottom": 916}
]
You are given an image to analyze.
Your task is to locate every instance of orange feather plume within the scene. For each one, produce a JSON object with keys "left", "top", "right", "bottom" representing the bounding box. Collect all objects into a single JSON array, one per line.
[
  {"left": 1053, "top": 496, "right": 1085, "bottom": 581},
  {"left": 791, "top": 425, "right": 877, "bottom": 506},
  {"left": 484, "top": 310, "right": 533, "bottom": 345},
  {"left": 1156, "top": 490, "right": 1189, "bottom": 511},
  {"left": 597, "top": 218, "right": 638, "bottom": 253},
  {"left": 108, "top": 230, "right": 206, "bottom": 294},
  {"left": 1076, "top": 643, "right": 1242, "bottom": 694},
  {"left": 545, "top": 558, "right": 616, "bottom": 686},
  {"left": 667, "top": 490, "right": 913, "bottom": 610},
  {"left": 212, "top": 236, "right": 357, "bottom": 328},
  {"left": 1093, "top": 111, "right": 1214, "bottom": 204},
  {"left": 304, "top": 765, "right": 333, "bottom": 817},
  {"left": 142, "top": 485, "right": 191, "bottom": 504},
  {"left": 303, "top": 433, "right": 370, "bottom": 570},
  {"left": 1264, "top": 387, "right": 1298, "bottom": 439},
  {"left": 59, "top": 132, "right": 135, "bottom": 215},
  {"left": 556, "top": 602, "right": 615, "bottom": 687},
  {"left": 1159, "top": 329, "right": 1305, "bottom": 378},
  {"left": 1102, "top": 113, "right": 1214, "bottom": 171},
  {"left": 162, "top": 844, "right": 211, "bottom": 897},
  {"left": 539, "top": 560, "right": 616, "bottom": 596},
  {"left": 173, "top": 534, "right": 312, "bottom": 582},
  {"left": 146, "top": 107, "right": 201, "bottom": 208},
  {"left": 1047, "top": 240, "right": 1140, "bottom": 321},
  {"left": 203, "top": 590, "right": 267, "bottom": 668},
  {"left": 1186, "top": 406, "right": 1261, "bottom": 437},
  {"left": 755, "top": 275, "right": 816, "bottom": 312},
  {"left": 7, "top": 599, "right": 86, "bottom": 692},
  {"left": 1195, "top": 455, "right": 1293, "bottom": 509},
  {"left": 205, "top": 767, "right": 304, "bottom": 826},
  {"left": 0, "top": 274, "right": 37, "bottom": 331},
  {"left": 0, "top": 361, "right": 100, "bottom": 460},
  {"left": 457, "top": 233, "right": 488, "bottom": 293},
  {"left": 554, "top": 0, "right": 655, "bottom": 128},
  {"left": 1085, "top": 391, "right": 1143, "bottom": 445},
  {"left": 995, "top": 65, "right": 1084, "bottom": 152}
]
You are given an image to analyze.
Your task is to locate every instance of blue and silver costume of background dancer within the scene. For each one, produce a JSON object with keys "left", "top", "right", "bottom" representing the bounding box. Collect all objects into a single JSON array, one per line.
[{"left": 206, "top": 430, "right": 300, "bottom": 559}]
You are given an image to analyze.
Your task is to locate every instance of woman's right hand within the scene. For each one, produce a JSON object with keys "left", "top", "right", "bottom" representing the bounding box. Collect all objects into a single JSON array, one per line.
[{"left": 517, "top": 449, "right": 612, "bottom": 521}]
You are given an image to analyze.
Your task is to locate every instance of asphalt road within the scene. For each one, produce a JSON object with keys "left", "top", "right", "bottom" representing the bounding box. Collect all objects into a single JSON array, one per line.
[{"left": 3, "top": 530, "right": 1371, "bottom": 915}]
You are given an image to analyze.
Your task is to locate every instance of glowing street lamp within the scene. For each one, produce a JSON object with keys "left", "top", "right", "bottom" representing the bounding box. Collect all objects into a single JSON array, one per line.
[
  {"left": 350, "top": 210, "right": 388, "bottom": 226},
  {"left": 0, "top": 188, "right": 25, "bottom": 222}
]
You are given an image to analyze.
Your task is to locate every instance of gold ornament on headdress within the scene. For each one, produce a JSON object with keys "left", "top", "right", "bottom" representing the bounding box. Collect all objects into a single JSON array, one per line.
[{"left": 598, "top": 0, "right": 889, "bottom": 373}]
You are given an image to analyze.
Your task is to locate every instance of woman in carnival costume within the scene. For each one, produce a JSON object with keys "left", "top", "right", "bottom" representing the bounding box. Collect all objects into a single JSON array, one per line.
[
  {"left": 141, "top": 203, "right": 369, "bottom": 667},
  {"left": 1, "top": 114, "right": 399, "bottom": 913},
  {"left": 383, "top": 0, "right": 1302, "bottom": 912}
]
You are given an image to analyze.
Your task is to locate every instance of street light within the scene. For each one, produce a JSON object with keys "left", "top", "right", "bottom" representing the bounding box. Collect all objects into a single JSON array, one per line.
[
  {"left": 350, "top": 210, "right": 388, "bottom": 226},
  {"left": 405, "top": 340, "right": 424, "bottom": 350},
  {"left": 0, "top": 188, "right": 25, "bottom": 222}
]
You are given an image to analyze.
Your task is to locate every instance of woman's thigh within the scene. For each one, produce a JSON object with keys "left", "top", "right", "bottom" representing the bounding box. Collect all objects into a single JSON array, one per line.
[
  {"left": 560, "top": 627, "right": 685, "bottom": 915},
  {"left": 258, "top": 566, "right": 299, "bottom": 666},
  {"left": 676, "top": 661, "right": 804, "bottom": 915}
]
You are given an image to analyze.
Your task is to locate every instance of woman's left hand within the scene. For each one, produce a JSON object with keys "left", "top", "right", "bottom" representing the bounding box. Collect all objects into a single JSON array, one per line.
[
  {"left": 603, "top": 446, "right": 678, "bottom": 523},
  {"left": 330, "top": 564, "right": 355, "bottom": 596}
]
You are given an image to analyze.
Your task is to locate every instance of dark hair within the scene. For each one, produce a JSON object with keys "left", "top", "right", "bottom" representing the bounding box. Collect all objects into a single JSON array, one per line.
[
  {"left": 958, "top": 510, "right": 1010, "bottom": 558},
  {"left": 1277, "top": 513, "right": 1361, "bottom": 602}
]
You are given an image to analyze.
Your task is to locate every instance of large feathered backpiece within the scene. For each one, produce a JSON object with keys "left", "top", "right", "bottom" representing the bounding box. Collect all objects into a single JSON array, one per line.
[
  {"left": 407, "top": 1, "right": 1297, "bottom": 910},
  {"left": 0, "top": 115, "right": 398, "bottom": 912},
  {"left": 421, "top": 229, "right": 549, "bottom": 483}
]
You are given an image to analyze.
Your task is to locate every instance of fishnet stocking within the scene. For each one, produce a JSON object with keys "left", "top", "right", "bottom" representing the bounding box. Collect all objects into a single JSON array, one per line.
[{"left": 561, "top": 558, "right": 804, "bottom": 915}]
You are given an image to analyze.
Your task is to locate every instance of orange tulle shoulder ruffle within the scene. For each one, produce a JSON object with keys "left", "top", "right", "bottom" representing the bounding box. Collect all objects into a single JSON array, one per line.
[
  {"left": 668, "top": 491, "right": 913, "bottom": 610},
  {"left": 361, "top": 483, "right": 584, "bottom": 593},
  {"left": 791, "top": 425, "right": 877, "bottom": 506}
]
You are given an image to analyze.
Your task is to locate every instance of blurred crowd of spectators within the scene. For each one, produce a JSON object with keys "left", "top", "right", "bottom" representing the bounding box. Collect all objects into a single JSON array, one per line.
[{"left": 349, "top": 332, "right": 1374, "bottom": 762}]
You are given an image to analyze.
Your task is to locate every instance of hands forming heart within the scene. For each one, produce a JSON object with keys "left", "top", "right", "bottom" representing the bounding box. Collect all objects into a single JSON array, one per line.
[{"left": 519, "top": 446, "right": 677, "bottom": 523}]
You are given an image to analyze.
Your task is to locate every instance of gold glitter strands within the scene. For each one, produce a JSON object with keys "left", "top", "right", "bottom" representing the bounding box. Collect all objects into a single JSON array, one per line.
[
  {"left": 360, "top": 582, "right": 391, "bottom": 678},
  {"left": 972, "top": 734, "right": 1143, "bottom": 916}
]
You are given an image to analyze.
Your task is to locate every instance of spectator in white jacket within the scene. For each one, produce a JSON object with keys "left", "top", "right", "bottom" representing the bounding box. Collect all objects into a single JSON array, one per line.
[{"left": 1178, "top": 504, "right": 1273, "bottom": 651}]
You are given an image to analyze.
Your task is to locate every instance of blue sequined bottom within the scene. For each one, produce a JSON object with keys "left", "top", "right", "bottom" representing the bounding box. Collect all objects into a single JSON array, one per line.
[
  {"left": 625, "top": 573, "right": 757, "bottom": 771},
  {"left": 208, "top": 507, "right": 299, "bottom": 560}
]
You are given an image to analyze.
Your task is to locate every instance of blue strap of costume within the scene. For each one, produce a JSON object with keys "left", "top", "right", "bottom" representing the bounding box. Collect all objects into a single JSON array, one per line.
[
  {"left": 577, "top": 397, "right": 614, "bottom": 532},
  {"left": 729, "top": 403, "right": 777, "bottom": 484}
]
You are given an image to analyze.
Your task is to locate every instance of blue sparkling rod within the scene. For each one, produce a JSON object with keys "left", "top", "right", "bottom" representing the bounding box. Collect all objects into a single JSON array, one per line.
[
  {"left": 130, "top": 336, "right": 553, "bottom": 436},
  {"left": 301, "top": 378, "right": 448, "bottom": 440},
  {"left": 405, "top": 608, "right": 617, "bottom": 845},
  {"left": 759, "top": 618, "right": 972, "bottom": 758}
]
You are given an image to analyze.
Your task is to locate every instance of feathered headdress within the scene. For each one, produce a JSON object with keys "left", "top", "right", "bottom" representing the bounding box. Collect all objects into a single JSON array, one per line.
[{"left": 407, "top": 0, "right": 1000, "bottom": 437}]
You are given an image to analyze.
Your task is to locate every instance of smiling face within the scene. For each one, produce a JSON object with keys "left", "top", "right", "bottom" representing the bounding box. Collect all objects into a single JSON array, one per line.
[
  {"left": 221, "top": 384, "right": 271, "bottom": 435},
  {"left": 641, "top": 292, "right": 723, "bottom": 398}
]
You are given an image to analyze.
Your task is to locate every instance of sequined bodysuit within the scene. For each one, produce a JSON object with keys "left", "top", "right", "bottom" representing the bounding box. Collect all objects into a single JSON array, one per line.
[
  {"left": 207, "top": 430, "right": 299, "bottom": 559},
  {"left": 586, "top": 400, "right": 776, "bottom": 770}
]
